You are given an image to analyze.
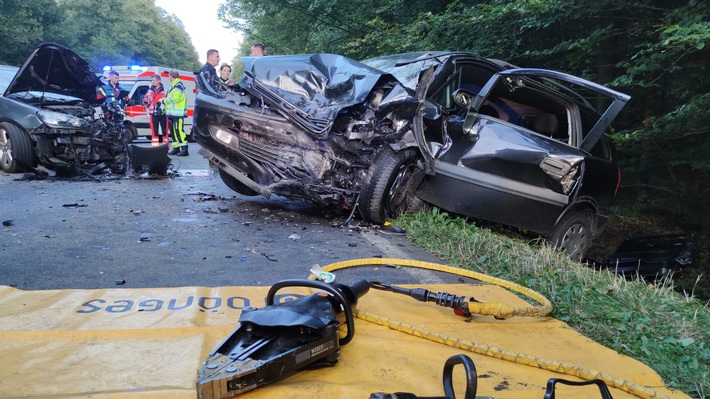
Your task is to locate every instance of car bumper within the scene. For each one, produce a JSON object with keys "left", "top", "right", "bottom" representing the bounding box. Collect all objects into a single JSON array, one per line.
[{"left": 198, "top": 146, "right": 272, "bottom": 198}]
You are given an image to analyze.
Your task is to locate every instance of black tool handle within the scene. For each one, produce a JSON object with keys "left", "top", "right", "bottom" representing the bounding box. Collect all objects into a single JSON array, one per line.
[
  {"left": 265, "top": 279, "right": 369, "bottom": 345},
  {"left": 544, "top": 378, "right": 614, "bottom": 399}
]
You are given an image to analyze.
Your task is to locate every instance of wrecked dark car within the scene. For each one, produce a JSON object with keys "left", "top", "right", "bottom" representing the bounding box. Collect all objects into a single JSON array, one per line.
[
  {"left": 601, "top": 233, "right": 695, "bottom": 279},
  {"left": 0, "top": 43, "right": 129, "bottom": 176},
  {"left": 193, "top": 52, "right": 630, "bottom": 261}
]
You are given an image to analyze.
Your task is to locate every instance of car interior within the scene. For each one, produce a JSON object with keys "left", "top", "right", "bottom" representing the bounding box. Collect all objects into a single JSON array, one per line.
[{"left": 427, "top": 63, "right": 575, "bottom": 146}]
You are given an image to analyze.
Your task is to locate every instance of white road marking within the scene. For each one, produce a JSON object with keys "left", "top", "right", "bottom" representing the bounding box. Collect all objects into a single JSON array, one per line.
[{"left": 360, "top": 231, "right": 446, "bottom": 284}]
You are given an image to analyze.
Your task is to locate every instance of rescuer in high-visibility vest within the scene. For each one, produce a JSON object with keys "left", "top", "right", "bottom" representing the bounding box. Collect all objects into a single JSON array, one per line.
[
  {"left": 165, "top": 70, "right": 189, "bottom": 156},
  {"left": 141, "top": 74, "right": 167, "bottom": 146}
]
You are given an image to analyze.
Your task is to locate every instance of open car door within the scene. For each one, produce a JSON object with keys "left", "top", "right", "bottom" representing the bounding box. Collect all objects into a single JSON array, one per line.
[{"left": 415, "top": 66, "right": 629, "bottom": 236}]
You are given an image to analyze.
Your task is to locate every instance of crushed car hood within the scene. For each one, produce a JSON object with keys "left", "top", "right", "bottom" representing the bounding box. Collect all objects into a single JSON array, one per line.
[
  {"left": 4, "top": 43, "right": 103, "bottom": 105},
  {"left": 239, "top": 53, "right": 391, "bottom": 123}
]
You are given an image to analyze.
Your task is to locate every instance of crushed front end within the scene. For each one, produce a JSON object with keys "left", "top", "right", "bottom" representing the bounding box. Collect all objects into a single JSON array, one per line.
[
  {"left": 27, "top": 102, "right": 129, "bottom": 175},
  {"left": 193, "top": 54, "right": 418, "bottom": 209}
]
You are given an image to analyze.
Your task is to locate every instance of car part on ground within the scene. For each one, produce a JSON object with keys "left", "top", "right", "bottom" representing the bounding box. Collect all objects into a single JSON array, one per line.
[
  {"left": 193, "top": 52, "right": 629, "bottom": 261},
  {"left": 0, "top": 43, "right": 129, "bottom": 177},
  {"left": 599, "top": 233, "right": 695, "bottom": 279},
  {"left": 129, "top": 143, "right": 170, "bottom": 175}
]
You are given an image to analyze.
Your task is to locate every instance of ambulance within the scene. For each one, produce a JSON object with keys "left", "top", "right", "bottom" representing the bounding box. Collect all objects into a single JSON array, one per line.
[{"left": 102, "top": 65, "right": 197, "bottom": 142}]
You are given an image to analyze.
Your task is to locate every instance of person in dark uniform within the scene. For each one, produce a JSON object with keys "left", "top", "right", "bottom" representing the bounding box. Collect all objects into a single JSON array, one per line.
[{"left": 197, "top": 49, "right": 221, "bottom": 92}]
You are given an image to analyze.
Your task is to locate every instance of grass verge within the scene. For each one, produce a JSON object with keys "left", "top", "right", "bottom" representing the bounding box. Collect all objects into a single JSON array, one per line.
[{"left": 395, "top": 209, "right": 709, "bottom": 399}]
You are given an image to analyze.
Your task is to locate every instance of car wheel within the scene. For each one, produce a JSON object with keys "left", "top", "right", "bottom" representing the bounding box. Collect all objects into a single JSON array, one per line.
[
  {"left": 0, "top": 122, "right": 35, "bottom": 173},
  {"left": 359, "top": 147, "right": 423, "bottom": 224},
  {"left": 123, "top": 123, "right": 138, "bottom": 143},
  {"left": 549, "top": 211, "right": 592, "bottom": 262},
  {"left": 218, "top": 168, "right": 258, "bottom": 196}
]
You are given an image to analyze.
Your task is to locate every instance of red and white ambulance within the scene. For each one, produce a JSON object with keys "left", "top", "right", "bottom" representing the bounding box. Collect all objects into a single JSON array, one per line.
[{"left": 102, "top": 66, "right": 197, "bottom": 141}]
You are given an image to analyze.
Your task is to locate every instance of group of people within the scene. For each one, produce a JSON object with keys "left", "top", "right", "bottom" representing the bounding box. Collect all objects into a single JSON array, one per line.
[
  {"left": 142, "top": 70, "right": 190, "bottom": 156},
  {"left": 99, "top": 69, "right": 190, "bottom": 156},
  {"left": 100, "top": 43, "right": 268, "bottom": 157},
  {"left": 198, "top": 43, "right": 266, "bottom": 93}
]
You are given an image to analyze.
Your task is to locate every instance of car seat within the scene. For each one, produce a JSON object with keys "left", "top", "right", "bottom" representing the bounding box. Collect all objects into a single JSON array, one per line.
[
  {"left": 533, "top": 113, "right": 559, "bottom": 136},
  {"left": 479, "top": 104, "right": 499, "bottom": 118}
]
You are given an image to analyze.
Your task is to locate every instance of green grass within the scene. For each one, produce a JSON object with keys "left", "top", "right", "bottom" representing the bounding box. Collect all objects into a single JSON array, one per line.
[{"left": 395, "top": 209, "right": 709, "bottom": 399}]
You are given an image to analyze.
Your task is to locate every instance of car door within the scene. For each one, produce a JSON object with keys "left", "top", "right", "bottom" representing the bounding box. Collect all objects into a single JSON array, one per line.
[{"left": 416, "top": 68, "right": 589, "bottom": 235}]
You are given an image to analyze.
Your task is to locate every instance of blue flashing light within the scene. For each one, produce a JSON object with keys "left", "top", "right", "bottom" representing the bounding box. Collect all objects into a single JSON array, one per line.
[
  {"left": 129, "top": 65, "right": 143, "bottom": 71},
  {"left": 102, "top": 66, "right": 111, "bottom": 71}
]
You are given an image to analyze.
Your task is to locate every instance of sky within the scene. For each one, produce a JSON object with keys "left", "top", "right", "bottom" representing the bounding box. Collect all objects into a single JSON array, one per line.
[{"left": 154, "top": 0, "right": 243, "bottom": 64}]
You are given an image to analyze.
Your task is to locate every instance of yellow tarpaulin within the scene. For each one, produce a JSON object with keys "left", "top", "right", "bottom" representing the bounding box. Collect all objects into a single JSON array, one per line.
[{"left": 0, "top": 283, "right": 689, "bottom": 399}]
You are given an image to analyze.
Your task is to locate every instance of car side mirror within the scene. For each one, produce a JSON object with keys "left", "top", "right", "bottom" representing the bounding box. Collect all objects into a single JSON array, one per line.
[{"left": 452, "top": 88, "right": 475, "bottom": 110}]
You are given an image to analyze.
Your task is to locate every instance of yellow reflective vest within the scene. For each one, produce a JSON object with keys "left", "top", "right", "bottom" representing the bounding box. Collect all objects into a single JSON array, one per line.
[{"left": 165, "top": 78, "right": 187, "bottom": 117}]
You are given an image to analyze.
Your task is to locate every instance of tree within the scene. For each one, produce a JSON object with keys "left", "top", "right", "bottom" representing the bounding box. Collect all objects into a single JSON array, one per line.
[
  {"left": 54, "top": 0, "right": 200, "bottom": 71},
  {"left": 0, "top": 0, "right": 62, "bottom": 65},
  {"left": 218, "top": 0, "right": 455, "bottom": 58}
]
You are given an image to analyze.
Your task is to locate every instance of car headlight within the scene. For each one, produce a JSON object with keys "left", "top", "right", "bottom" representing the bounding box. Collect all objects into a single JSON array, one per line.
[
  {"left": 37, "top": 110, "right": 89, "bottom": 128},
  {"left": 210, "top": 125, "right": 238, "bottom": 147}
]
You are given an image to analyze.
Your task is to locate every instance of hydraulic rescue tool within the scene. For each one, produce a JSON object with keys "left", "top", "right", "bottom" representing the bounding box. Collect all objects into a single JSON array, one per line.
[
  {"left": 196, "top": 278, "right": 614, "bottom": 399},
  {"left": 196, "top": 279, "right": 482, "bottom": 398},
  {"left": 196, "top": 279, "right": 370, "bottom": 399}
]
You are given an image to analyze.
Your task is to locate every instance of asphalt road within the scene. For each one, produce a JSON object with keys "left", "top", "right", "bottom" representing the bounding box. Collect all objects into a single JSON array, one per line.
[{"left": 0, "top": 142, "right": 463, "bottom": 290}]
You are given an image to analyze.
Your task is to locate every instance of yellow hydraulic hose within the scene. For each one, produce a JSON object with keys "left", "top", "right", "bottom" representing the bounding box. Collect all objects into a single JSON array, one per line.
[{"left": 312, "top": 258, "right": 671, "bottom": 399}]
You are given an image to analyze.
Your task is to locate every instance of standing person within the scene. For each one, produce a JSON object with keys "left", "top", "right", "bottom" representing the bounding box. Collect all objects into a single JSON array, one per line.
[
  {"left": 165, "top": 70, "right": 189, "bottom": 156},
  {"left": 141, "top": 74, "right": 167, "bottom": 146},
  {"left": 97, "top": 70, "right": 130, "bottom": 137},
  {"left": 219, "top": 64, "right": 233, "bottom": 87},
  {"left": 97, "top": 70, "right": 129, "bottom": 108},
  {"left": 249, "top": 43, "right": 266, "bottom": 56},
  {"left": 198, "top": 49, "right": 221, "bottom": 91}
]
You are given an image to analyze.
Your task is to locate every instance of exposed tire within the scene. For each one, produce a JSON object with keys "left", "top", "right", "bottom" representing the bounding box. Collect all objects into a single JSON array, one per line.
[
  {"left": 219, "top": 168, "right": 258, "bottom": 196},
  {"left": 359, "top": 147, "right": 423, "bottom": 224},
  {"left": 549, "top": 211, "right": 593, "bottom": 262},
  {"left": 124, "top": 123, "right": 138, "bottom": 143},
  {"left": 0, "top": 122, "right": 35, "bottom": 173}
]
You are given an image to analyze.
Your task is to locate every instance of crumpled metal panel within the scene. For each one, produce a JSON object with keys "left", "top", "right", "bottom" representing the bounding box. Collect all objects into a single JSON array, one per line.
[
  {"left": 361, "top": 51, "right": 450, "bottom": 90},
  {"left": 240, "top": 54, "right": 388, "bottom": 122}
]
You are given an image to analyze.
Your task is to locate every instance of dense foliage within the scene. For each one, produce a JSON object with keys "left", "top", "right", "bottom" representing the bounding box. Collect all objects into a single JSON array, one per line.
[
  {"left": 221, "top": 0, "right": 710, "bottom": 227},
  {"left": 0, "top": 0, "right": 200, "bottom": 71}
]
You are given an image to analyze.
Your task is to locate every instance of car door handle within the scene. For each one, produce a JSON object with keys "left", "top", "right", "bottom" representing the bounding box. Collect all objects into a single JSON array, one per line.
[{"left": 539, "top": 154, "right": 583, "bottom": 178}]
